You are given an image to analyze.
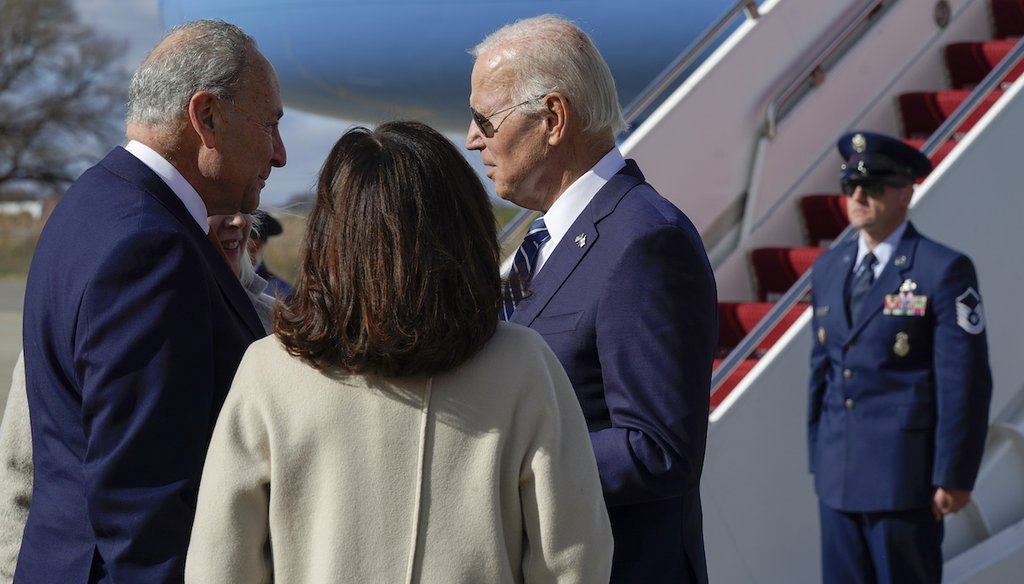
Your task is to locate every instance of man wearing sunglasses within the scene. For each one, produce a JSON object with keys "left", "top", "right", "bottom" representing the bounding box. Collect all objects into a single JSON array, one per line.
[
  {"left": 808, "top": 131, "right": 992, "bottom": 583},
  {"left": 466, "top": 15, "right": 717, "bottom": 584}
]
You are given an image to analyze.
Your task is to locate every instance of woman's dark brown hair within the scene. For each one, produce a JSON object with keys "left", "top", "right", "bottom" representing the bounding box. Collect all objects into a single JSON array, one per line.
[{"left": 274, "top": 121, "right": 500, "bottom": 376}]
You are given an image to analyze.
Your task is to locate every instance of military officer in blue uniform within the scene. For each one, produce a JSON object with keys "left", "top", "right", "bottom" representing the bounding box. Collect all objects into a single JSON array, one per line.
[{"left": 808, "top": 131, "right": 992, "bottom": 583}]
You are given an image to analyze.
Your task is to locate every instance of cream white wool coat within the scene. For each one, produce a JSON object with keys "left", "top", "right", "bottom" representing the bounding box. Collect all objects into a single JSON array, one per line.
[{"left": 186, "top": 322, "right": 613, "bottom": 584}]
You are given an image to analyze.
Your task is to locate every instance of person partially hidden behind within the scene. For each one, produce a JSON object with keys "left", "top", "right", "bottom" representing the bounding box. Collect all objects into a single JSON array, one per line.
[
  {"left": 185, "top": 121, "right": 612, "bottom": 583},
  {"left": 249, "top": 209, "right": 293, "bottom": 297},
  {"left": 808, "top": 131, "right": 992, "bottom": 583},
  {"left": 465, "top": 15, "right": 718, "bottom": 584},
  {"left": 18, "top": 19, "right": 285, "bottom": 582},
  {"left": 0, "top": 213, "right": 274, "bottom": 584}
]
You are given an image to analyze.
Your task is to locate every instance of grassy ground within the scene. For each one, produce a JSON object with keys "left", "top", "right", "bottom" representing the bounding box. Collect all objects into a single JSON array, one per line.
[
  {"left": 0, "top": 214, "right": 42, "bottom": 279},
  {"left": 1, "top": 202, "right": 526, "bottom": 282}
]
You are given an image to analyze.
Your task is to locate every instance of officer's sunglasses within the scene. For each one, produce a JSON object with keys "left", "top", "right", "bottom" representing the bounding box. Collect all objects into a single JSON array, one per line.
[
  {"left": 470, "top": 93, "right": 550, "bottom": 138},
  {"left": 841, "top": 178, "right": 911, "bottom": 197}
]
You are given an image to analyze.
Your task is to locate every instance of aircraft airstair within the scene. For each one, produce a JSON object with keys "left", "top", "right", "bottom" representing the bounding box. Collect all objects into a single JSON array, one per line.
[{"left": 613, "top": 0, "right": 1024, "bottom": 581}]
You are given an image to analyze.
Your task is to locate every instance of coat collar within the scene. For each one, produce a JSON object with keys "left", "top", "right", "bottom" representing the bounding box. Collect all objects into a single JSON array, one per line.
[
  {"left": 510, "top": 160, "right": 645, "bottom": 326},
  {"left": 845, "top": 222, "right": 921, "bottom": 341},
  {"left": 101, "top": 147, "right": 265, "bottom": 339}
]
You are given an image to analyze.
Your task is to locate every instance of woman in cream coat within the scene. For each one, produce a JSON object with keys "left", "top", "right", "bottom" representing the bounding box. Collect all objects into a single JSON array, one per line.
[{"left": 185, "top": 121, "right": 612, "bottom": 584}]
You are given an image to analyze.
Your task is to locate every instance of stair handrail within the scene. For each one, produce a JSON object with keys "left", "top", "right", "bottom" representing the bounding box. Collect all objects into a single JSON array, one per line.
[
  {"left": 921, "top": 36, "right": 1024, "bottom": 152},
  {"left": 499, "top": 0, "right": 764, "bottom": 252},
  {"left": 622, "top": 0, "right": 761, "bottom": 125},
  {"left": 711, "top": 35, "right": 1024, "bottom": 401},
  {"left": 765, "top": 0, "right": 888, "bottom": 140}
]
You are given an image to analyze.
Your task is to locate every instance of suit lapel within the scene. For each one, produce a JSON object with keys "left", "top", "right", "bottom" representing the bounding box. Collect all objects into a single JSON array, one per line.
[
  {"left": 846, "top": 224, "right": 920, "bottom": 342},
  {"left": 511, "top": 160, "right": 645, "bottom": 327},
  {"left": 102, "top": 148, "right": 265, "bottom": 338}
]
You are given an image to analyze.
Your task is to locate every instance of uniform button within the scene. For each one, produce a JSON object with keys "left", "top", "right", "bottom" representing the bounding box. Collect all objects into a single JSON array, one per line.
[
  {"left": 843, "top": 369, "right": 853, "bottom": 380},
  {"left": 845, "top": 398, "right": 854, "bottom": 410}
]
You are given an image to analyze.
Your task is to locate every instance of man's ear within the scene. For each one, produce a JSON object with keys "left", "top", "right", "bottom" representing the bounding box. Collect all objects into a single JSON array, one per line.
[
  {"left": 189, "top": 91, "right": 220, "bottom": 149},
  {"left": 544, "top": 93, "right": 569, "bottom": 146},
  {"left": 900, "top": 183, "right": 915, "bottom": 209}
]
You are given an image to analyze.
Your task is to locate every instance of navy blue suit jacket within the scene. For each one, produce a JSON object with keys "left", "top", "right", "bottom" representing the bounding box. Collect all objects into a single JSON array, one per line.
[
  {"left": 18, "top": 147, "right": 264, "bottom": 583},
  {"left": 511, "top": 160, "right": 717, "bottom": 584},
  {"left": 809, "top": 223, "right": 992, "bottom": 512}
]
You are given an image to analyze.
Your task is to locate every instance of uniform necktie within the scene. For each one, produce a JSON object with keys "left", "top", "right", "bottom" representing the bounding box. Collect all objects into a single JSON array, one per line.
[
  {"left": 848, "top": 252, "right": 877, "bottom": 323},
  {"left": 501, "top": 217, "right": 550, "bottom": 321}
]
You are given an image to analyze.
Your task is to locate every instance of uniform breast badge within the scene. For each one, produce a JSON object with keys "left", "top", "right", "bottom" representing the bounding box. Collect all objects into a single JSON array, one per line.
[
  {"left": 884, "top": 279, "right": 928, "bottom": 316},
  {"left": 893, "top": 331, "right": 910, "bottom": 357}
]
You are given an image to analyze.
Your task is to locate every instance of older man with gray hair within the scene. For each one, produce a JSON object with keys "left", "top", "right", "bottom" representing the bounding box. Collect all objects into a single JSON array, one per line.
[
  {"left": 466, "top": 14, "right": 718, "bottom": 584},
  {"left": 19, "top": 19, "right": 284, "bottom": 582}
]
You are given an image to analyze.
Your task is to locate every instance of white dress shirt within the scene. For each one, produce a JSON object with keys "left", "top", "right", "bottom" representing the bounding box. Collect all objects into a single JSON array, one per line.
[
  {"left": 533, "top": 147, "right": 626, "bottom": 274},
  {"left": 125, "top": 140, "right": 208, "bottom": 234}
]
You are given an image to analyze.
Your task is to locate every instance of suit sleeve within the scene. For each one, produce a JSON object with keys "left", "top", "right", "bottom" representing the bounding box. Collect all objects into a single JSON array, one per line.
[
  {"left": 807, "top": 270, "right": 828, "bottom": 474},
  {"left": 185, "top": 353, "right": 271, "bottom": 584},
  {"left": 931, "top": 255, "right": 992, "bottom": 490},
  {"left": 519, "top": 336, "right": 613, "bottom": 583},
  {"left": 75, "top": 230, "right": 218, "bottom": 583},
  {"left": 590, "top": 224, "right": 716, "bottom": 506}
]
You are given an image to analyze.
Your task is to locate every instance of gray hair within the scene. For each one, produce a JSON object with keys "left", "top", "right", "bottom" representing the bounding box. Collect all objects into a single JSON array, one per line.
[
  {"left": 126, "top": 20, "right": 257, "bottom": 126},
  {"left": 471, "top": 15, "right": 626, "bottom": 135}
]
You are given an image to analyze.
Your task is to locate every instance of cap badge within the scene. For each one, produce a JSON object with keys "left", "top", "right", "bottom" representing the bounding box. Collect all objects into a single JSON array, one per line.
[{"left": 852, "top": 133, "right": 867, "bottom": 153}]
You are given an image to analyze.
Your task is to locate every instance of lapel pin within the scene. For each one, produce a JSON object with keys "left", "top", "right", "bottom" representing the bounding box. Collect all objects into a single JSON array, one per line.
[
  {"left": 894, "top": 255, "right": 907, "bottom": 266},
  {"left": 574, "top": 233, "right": 587, "bottom": 248}
]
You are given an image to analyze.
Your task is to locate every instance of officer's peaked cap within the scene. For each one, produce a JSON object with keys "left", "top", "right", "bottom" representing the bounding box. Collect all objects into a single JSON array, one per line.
[{"left": 838, "top": 131, "right": 932, "bottom": 181}]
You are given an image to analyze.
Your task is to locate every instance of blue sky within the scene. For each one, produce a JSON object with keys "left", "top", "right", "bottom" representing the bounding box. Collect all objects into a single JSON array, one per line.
[{"left": 73, "top": 0, "right": 355, "bottom": 213}]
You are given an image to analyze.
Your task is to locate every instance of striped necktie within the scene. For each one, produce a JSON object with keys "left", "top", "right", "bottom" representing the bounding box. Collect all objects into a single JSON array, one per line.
[{"left": 501, "top": 217, "right": 550, "bottom": 321}]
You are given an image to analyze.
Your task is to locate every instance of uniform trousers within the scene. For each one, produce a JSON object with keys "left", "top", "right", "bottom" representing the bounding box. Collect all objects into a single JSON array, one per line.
[{"left": 819, "top": 501, "right": 943, "bottom": 584}]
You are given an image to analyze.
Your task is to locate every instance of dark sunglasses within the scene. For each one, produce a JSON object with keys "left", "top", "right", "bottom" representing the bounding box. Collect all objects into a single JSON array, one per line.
[
  {"left": 841, "top": 178, "right": 910, "bottom": 197},
  {"left": 470, "top": 93, "right": 549, "bottom": 138}
]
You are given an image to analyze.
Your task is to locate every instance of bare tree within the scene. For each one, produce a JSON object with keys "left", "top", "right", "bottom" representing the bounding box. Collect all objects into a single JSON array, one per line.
[{"left": 0, "top": 0, "right": 127, "bottom": 195}]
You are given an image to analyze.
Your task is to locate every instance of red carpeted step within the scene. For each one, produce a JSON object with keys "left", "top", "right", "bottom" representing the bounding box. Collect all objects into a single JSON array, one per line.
[
  {"left": 898, "top": 89, "right": 1004, "bottom": 139},
  {"left": 711, "top": 357, "right": 759, "bottom": 410},
  {"left": 750, "top": 247, "right": 825, "bottom": 302},
  {"left": 800, "top": 194, "right": 848, "bottom": 246},
  {"left": 945, "top": 40, "right": 1024, "bottom": 89},
  {"left": 992, "top": 0, "right": 1024, "bottom": 38},
  {"left": 718, "top": 302, "right": 810, "bottom": 357},
  {"left": 903, "top": 138, "right": 957, "bottom": 170}
]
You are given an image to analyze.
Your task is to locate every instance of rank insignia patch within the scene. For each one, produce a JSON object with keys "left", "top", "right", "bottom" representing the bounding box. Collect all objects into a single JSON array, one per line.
[{"left": 956, "top": 287, "right": 985, "bottom": 334}]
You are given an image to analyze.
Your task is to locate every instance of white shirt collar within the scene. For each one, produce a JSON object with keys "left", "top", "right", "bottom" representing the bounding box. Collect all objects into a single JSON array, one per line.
[
  {"left": 535, "top": 147, "right": 626, "bottom": 273},
  {"left": 125, "top": 140, "right": 208, "bottom": 234},
  {"left": 855, "top": 221, "right": 908, "bottom": 278}
]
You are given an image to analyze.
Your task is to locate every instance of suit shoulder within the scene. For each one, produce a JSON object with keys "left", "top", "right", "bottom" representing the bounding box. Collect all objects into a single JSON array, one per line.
[{"left": 616, "top": 181, "right": 694, "bottom": 228}]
